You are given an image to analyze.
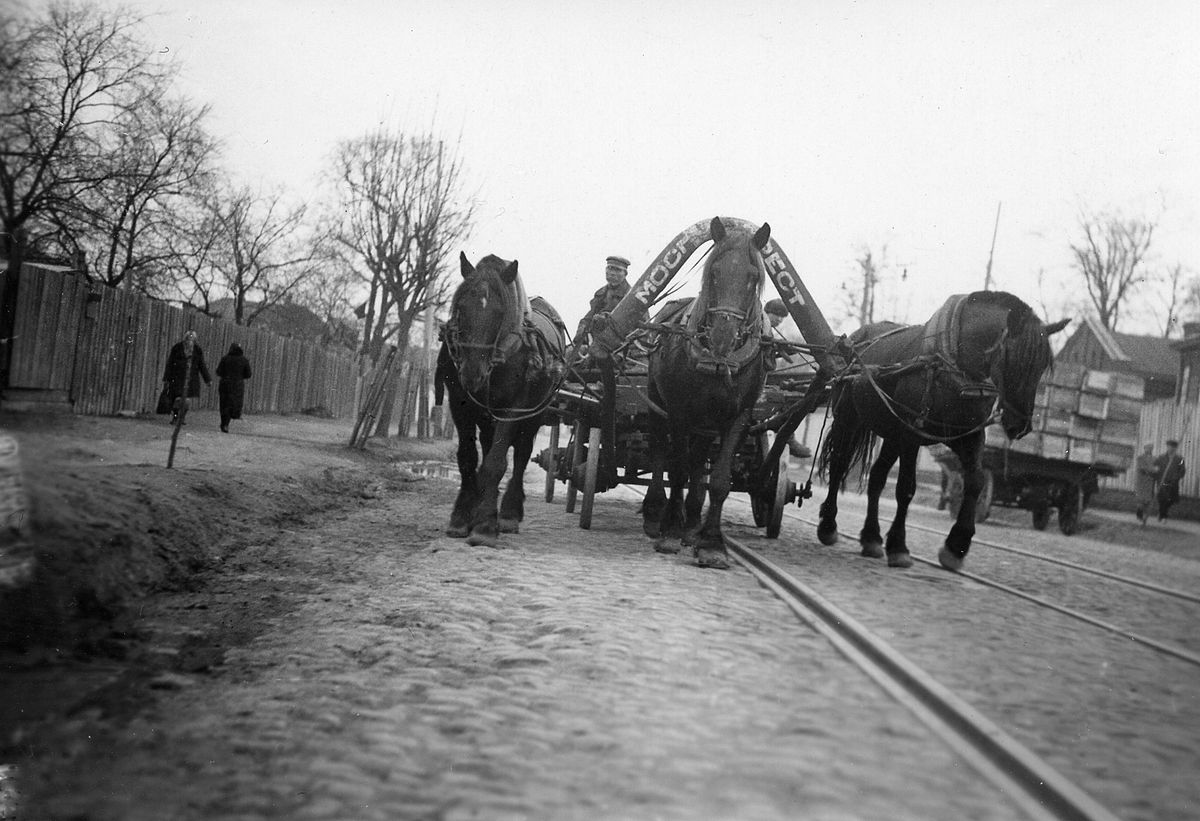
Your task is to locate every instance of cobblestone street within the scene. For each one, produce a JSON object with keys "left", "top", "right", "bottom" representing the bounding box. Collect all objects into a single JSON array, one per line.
[
  {"left": 15, "top": 469, "right": 1025, "bottom": 821},
  {"left": 4, "top": 414, "right": 1198, "bottom": 820}
]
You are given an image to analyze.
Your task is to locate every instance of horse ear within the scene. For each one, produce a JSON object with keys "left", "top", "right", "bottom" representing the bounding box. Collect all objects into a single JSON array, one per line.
[
  {"left": 500, "top": 260, "right": 519, "bottom": 285},
  {"left": 1044, "top": 317, "right": 1070, "bottom": 336},
  {"left": 753, "top": 222, "right": 771, "bottom": 250},
  {"left": 710, "top": 216, "right": 726, "bottom": 243},
  {"left": 460, "top": 251, "right": 473, "bottom": 278}
]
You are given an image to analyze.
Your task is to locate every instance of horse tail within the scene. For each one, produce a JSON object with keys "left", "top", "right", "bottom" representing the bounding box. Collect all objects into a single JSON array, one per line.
[{"left": 816, "top": 390, "right": 876, "bottom": 484}]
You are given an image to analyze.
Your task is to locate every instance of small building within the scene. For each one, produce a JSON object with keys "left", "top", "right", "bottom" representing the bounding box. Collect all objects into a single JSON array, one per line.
[
  {"left": 1053, "top": 315, "right": 1179, "bottom": 400},
  {"left": 1172, "top": 321, "right": 1200, "bottom": 404}
]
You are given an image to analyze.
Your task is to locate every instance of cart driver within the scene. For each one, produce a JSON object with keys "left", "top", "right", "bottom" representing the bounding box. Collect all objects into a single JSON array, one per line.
[{"left": 573, "top": 255, "right": 633, "bottom": 346}]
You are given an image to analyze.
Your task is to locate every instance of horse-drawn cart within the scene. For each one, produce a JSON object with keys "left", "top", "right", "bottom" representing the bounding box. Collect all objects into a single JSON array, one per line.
[
  {"left": 535, "top": 217, "right": 841, "bottom": 549},
  {"left": 537, "top": 367, "right": 817, "bottom": 536}
]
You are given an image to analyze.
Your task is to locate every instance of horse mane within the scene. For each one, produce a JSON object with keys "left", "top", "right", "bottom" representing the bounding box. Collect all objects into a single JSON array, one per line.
[{"left": 966, "top": 290, "right": 1054, "bottom": 396}]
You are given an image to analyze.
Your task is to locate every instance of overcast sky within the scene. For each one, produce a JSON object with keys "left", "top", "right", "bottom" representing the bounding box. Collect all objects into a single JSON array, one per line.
[{"left": 109, "top": 0, "right": 1199, "bottom": 335}]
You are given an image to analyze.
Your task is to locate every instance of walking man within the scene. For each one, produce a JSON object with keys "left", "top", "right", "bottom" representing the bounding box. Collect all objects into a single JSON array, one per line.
[
  {"left": 1154, "top": 439, "right": 1187, "bottom": 521},
  {"left": 1134, "top": 443, "right": 1156, "bottom": 524}
]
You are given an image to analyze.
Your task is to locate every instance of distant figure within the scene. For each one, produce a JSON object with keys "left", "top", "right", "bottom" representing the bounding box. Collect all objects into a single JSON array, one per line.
[
  {"left": 1134, "top": 443, "right": 1157, "bottom": 524},
  {"left": 573, "top": 255, "right": 633, "bottom": 346},
  {"left": 216, "top": 343, "right": 253, "bottom": 433},
  {"left": 162, "top": 330, "right": 211, "bottom": 424},
  {"left": 1154, "top": 439, "right": 1187, "bottom": 521}
]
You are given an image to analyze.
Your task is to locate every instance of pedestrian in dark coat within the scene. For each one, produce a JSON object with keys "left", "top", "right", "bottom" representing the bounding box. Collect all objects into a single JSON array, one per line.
[
  {"left": 216, "top": 342, "right": 252, "bottom": 433},
  {"left": 1154, "top": 439, "right": 1187, "bottom": 521},
  {"left": 161, "top": 330, "right": 211, "bottom": 423}
]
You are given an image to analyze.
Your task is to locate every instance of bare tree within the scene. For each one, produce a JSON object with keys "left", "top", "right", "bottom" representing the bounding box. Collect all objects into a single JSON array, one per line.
[
  {"left": 327, "top": 128, "right": 475, "bottom": 360},
  {"left": 208, "top": 186, "right": 319, "bottom": 325},
  {"left": 151, "top": 189, "right": 225, "bottom": 310},
  {"left": 0, "top": 1, "right": 165, "bottom": 273},
  {"left": 76, "top": 94, "right": 218, "bottom": 289},
  {"left": 838, "top": 244, "right": 895, "bottom": 329},
  {"left": 1154, "top": 263, "right": 1190, "bottom": 339},
  {"left": 1069, "top": 211, "right": 1155, "bottom": 330}
]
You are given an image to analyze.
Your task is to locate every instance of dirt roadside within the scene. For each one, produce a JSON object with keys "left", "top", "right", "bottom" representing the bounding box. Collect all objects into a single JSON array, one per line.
[{"left": 0, "top": 410, "right": 453, "bottom": 779}]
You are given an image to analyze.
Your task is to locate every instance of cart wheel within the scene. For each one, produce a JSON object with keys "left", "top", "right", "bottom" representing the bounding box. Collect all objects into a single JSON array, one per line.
[
  {"left": 766, "top": 455, "right": 792, "bottom": 539},
  {"left": 1058, "top": 484, "right": 1082, "bottom": 536},
  {"left": 1031, "top": 506, "right": 1050, "bottom": 530},
  {"left": 750, "top": 433, "right": 771, "bottom": 527},
  {"left": 579, "top": 426, "right": 602, "bottom": 530},
  {"left": 543, "top": 421, "right": 560, "bottom": 503},
  {"left": 565, "top": 421, "right": 586, "bottom": 514}
]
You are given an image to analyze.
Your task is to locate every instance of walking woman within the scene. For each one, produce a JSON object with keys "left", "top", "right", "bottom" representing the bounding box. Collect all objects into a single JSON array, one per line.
[
  {"left": 161, "top": 330, "right": 211, "bottom": 424},
  {"left": 216, "top": 343, "right": 253, "bottom": 433}
]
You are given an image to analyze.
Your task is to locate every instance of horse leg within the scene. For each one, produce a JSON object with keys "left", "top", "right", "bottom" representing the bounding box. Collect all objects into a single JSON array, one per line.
[
  {"left": 499, "top": 419, "right": 538, "bottom": 533},
  {"left": 859, "top": 438, "right": 899, "bottom": 559},
  {"left": 817, "top": 405, "right": 860, "bottom": 546},
  {"left": 654, "top": 427, "right": 692, "bottom": 552},
  {"left": 939, "top": 434, "right": 983, "bottom": 570},
  {"left": 643, "top": 407, "right": 670, "bottom": 539},
  {"left": 679, "top": 432, "right": 712, "bottom": 547},
  {"left": 447, "top": 403, "right": 480, "bottom": 538},
  {"left": 467, "top": 423, "right": 514, "bottom": 548},
  {"left": 693, "top": 415, "right": 749, "bottom": 570},
  {"left": 884, "top": 443, "right": 920, "bottom": 568}
]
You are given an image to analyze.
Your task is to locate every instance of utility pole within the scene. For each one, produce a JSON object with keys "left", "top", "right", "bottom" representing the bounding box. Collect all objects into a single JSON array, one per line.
[{"left": 983, "top": 201, "right": 1002, "bottom": 290}]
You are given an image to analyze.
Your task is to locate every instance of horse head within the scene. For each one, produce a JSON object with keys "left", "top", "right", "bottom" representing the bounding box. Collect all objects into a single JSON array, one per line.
[
  {"left": 447, "top": 251, "right": 521, "bottom": 394},
  {"left": 697, "top": 216, "right": 770, "bottom": 358},
  {"left": 969, "top": 293, "right": 1069, "bottom": 439}
]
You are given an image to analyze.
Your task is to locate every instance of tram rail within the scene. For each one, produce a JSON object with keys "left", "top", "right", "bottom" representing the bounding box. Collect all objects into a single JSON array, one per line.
[
  {"left": 618, "top": 484, "right": 1129, "bottom": 819},
  {"left": 724, "top": 533, "right": 1121, "bottom": 821}
]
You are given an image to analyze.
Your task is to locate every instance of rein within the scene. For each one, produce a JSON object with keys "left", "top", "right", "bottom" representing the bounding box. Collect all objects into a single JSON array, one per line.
[
  {"left": 844, "top": 318, "right": 1010, "bottom": 444},
  {"left": 446, "top": 282, "right": 565, "bottom": 423}
]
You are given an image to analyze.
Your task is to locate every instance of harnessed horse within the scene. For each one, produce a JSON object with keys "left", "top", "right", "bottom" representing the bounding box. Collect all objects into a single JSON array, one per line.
[
  {"left": 436, "top": 252, "right": 567, "bottom": 547},
  {"left": 816, "top": 291, "right": 1069, "bottom": 569},
  {"left": 641, "top": 216, "right": 772, "bottom": 569}
]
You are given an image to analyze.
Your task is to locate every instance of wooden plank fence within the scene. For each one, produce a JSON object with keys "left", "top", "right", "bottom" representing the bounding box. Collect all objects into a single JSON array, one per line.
[{"left": 1, "top": 264, "right": 424, "bottom": 428}]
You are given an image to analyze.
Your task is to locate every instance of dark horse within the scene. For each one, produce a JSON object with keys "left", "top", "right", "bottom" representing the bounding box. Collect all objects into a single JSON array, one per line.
[
  {"left": 436, "top": 252, "right": 567, "bottom": 547},
  {"left": 816, "top": 291, "right": 1069, "bottom": 570},
  {"left": 642, "top": 217, "right": 771, "bottom": 569}
]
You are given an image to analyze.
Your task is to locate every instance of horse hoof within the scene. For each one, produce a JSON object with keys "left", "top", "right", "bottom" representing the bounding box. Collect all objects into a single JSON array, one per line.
[
  {"left": 499, "top": 518, "right": 520, "bottom": 534},
  {"left": 695, "top": 547, "right": 731, "bottom": 570},
  {"left": 446, "top": 525, "right": 469, "bottom": 538},
  {"left": 937, "top": 547, "right": 964, "bottom": 571},
  {"left": 653, "top": 539, "right": 680, "bottom": 555},
  {"left": 466, "top": 532, "right": 500, "bottom": 548},
  {"left": 887, "top": 552, "right": 913, "bottom": 568},
  {"left": 644, "top": 522, "right": 662, "bottom": 539},
  {"left": 817, "top": 527, "right": 839, "bottom": 546},
  {"left": 860, "top": 541, "right": 884, "bottom": 559}
]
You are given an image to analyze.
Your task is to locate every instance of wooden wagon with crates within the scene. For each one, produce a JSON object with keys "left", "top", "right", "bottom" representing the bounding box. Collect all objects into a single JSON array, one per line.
[{"left": 934, "top": 362, "right": 1142, "bottom": 535}]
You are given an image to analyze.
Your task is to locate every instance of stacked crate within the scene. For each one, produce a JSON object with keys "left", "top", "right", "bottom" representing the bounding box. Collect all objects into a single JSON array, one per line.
[{"left": 984, "top": 362, "right": 1143, "bottom": 470}]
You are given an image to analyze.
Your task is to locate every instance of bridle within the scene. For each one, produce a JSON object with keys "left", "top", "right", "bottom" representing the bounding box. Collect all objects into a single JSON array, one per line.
[
  {"left": 681, "top": 246, "right": 764, "bottom": 380},
  {"left": 444, "top": 279, "right": 561, "bottom": 422}
]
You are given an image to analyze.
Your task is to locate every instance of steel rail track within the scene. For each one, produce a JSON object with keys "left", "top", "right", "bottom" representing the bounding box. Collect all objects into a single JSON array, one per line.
[
  {"left": 723, "top": 534, "right": 1121, "bottom": 821},
  {"left": 869, "top": 504, "right": 1200, "bottom": 605},
  {"left": 616, "top": 482, "right": 1122, "bottom": 820},
  {"left": 777, "top": 507, "right": 1200, "bottom": 669}
]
